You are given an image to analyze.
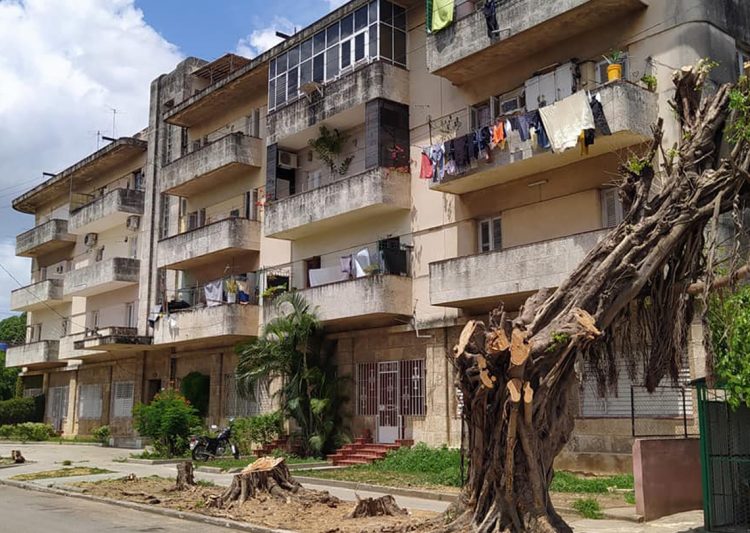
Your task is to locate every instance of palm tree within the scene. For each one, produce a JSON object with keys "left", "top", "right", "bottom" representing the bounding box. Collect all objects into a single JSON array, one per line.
[{"left": 235, "top": 292, "right": 347, "bottom": 456}]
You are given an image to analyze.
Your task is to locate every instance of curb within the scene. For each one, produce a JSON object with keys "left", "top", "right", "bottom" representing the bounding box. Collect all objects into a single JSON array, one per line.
[
  {"left": 0, "top": 441, "right": 103, "bottom": 447},
  {"left": 126, "top": 458, "right": 187, "bottom": 465},
  {"left": 0, "top": 478, "right": 293, "bottom": 533},
  {"left": 294, "top": 476, "right": 459, "bottom": 503}
]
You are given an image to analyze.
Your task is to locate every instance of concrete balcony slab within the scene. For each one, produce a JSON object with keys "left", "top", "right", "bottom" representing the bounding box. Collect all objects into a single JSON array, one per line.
[
  {"left": 74, "top": 327, "right": 152, "bottom": 352},
  {"left": 6, "top": 340, "right": 61, "bottom": 368},
  {"left": 69, "top": 188, "right": 144, "bottom": 235},
  {"left": 153, "top": 303, "right": 259, "bottom": 347},
  {"left": 16, "top": 219, "right": 75, "bottom": 257},
  {"left": 10, "top": 279, "right": 64, "bottom": 312},
  {"left": 63, "top": 258, "right": 140, "bottom": 298}
]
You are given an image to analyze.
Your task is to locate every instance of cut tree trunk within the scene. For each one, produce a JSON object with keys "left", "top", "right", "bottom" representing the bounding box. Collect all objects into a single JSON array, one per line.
[
  {"left": 207, "top": 456, "right": 302, "bottom": 508},
  {"left": 11, "top": 450, "right": 24, "bottom": 464},
  {"left": 349, "top": 495, "right": 407, "bottom": 518},
  {"left": 174, "top": 461, "right": 195, "bottom": 490},
  {"left": 444, "top": 63, "right": 750, "bottom": 532}
]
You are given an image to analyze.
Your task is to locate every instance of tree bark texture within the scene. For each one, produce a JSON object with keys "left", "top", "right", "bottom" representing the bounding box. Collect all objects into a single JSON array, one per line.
[
  {"left": 208, "top": 456, "right": 304, "bottom": 508},
  {"left": 174, "top": 461, "right": 196, "bottom": 491},
  {"left": 448, "top": 64, "right": 750, "bottom": 532},
  {"left": 349, "top": 495, "right": 407, "bottom": 518}
]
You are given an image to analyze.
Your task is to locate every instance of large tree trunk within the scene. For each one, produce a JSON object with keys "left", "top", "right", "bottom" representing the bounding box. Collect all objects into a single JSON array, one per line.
[{"left": 448, "top": 64, "right": 750, "bottom": 532}]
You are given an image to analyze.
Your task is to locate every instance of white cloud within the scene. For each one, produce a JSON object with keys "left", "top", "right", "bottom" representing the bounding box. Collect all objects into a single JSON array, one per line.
[
  {"left": 236, "top": 16, "right": 296, "bottom": 58},
  {"left": 0, "top": 0, "right": 182, "bottom": 228}
]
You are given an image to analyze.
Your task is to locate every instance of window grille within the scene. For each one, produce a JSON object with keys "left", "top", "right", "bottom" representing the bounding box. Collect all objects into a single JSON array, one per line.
[
  {"left": 400, "top": 359, "right": 426, "bottom": 416},
  {"left": 78, "top": 384, "right": 102, "bottom": 420},
  {"left": 356, "top": 362, "right": 378, "bottom": 416},
  {"left": 112, "top": 381, "right": 135, "bottom": 418},
  {"left": 224, "top": 374, "right": 271, "bottom": 417}
]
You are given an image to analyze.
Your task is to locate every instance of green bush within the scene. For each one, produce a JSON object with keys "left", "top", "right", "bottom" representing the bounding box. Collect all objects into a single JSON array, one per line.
[
  {"left": 572, "top": 497, "right": 603, "bottom": 519},
  {"left": 92, "top": 425, "right": 111, "bottom": 446},
  {"left": 550, "top": 471, "right": 634, "bottom": 493},
  {"left": 373, "top": 443, "right": 463, "bottom": 487},
  {"left": 232, "top": 411, "right": 283, "bottom": 455},
  {"left": 0, "top": 422, "right": 55, "bottom": 441},
  {"left": 0, "top": 396, "right": 41, "bottom": 425},
  {"left": 133, "top": 390, "right": 200, "bottom": 457}
]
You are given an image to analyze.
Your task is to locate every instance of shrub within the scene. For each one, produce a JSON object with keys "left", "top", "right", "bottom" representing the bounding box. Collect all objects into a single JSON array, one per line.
[
  {"left": 92, "top": 425, "right": 111, "bottom": 446},
  {"left": 232, "top": 411, "right": 283, "bottom": 455},
  {"left": 133, "top": 390, "right": 200, "bottom": 457},
  {"left": 0, "top": 422, "right": 55, "bottom": 441},
  {"left": 0, "top": 397, "right": 40, "bottom": 425},
  {"left": 572, "top": 497, "right": 603, "bottom": 519}
]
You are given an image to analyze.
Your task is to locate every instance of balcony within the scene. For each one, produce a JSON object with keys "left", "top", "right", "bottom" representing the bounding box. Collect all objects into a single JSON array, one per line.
[
  {"left": 10, "top": 279, "right": 64, "bottom": 312},
  {"left": 68, "top": 188, "right": 144, "bottom": 235},
  {"left": 426, "top": 0, "right": 646, "bottom": 85},
  {"left": 73, "top": 327, "right": 152, "bottom": 352},
  {"left": 431, "top": 82, "right": 657, "bottom": 194},
  {"left": 266, "top": 61, "right": 409, "bottom": 147},
  {"left": 430, "top": 229, "right": 608, "bottom": 309},
  {"left": 16, "top": 219, "right": 75, "bottom": 257},
  {"left": 265, "top": 275, "right": 412, "bottom": 331},
  {"left": 265, "top": 168, "right": 411, "bottom": 240},
  {"left": 63, "top": 258, "right": 140, "bottom": 297},
  {"left": 153, "top": 304, "right": 259, "bottom": 347},
  {"left": 160, "top": 133, "right": 263, "bottom": 196},
  {"left": 157, "top": 217, "right": 260, "bottom": 270},
  {"left": 6, "top": 341, "right": 60, "bottom": 368}
]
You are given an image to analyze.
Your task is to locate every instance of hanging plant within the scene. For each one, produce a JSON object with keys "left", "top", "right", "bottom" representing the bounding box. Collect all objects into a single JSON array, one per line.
[{"left": 308, "top": 125, "right": 354, "bottom": 178}]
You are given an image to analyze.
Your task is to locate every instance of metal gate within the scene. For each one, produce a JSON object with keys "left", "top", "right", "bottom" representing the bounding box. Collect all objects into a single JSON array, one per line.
[
  {"left": 47, "top": 386, "right": 69, "bottom": 432},
  {"left": 377, "top": 362, "right": 399, "bottom": 444},
  {"left": 697, "top": 382, "right": 750, "bottom": 532}
]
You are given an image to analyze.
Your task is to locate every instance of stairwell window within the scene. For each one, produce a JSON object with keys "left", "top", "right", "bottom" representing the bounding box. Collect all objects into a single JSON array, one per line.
[{"left": 478, "top": 216, "right": 502, "bottom": 253}]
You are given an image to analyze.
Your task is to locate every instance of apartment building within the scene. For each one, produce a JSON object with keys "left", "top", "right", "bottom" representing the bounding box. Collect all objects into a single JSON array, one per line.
[{"left": 6, "top": 0, "right": 750, "bottom": 465}]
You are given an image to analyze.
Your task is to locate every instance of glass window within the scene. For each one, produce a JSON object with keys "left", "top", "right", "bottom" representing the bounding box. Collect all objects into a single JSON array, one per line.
[
  {"left": 393, "top": 4, "right": 406, "bottom": 30},
  {"left": 288, "top": 46, "right": 299, "bottom": 67},
  {"left": 326, "top": 46, "right": 340, "bottom": 79},
  {"left": 326, "top": 23, "right": 339, "bottom": 46},
  {"left": 287, "top": 66, "right": 298, "bottom": 98},
  {"left": 478, "top": 217, "right": 502, "bottom": 253},
  {"left": 313, "top": 31, "right": 326, "bottom": 54},
  {"left": 369, "top": 1, "right": 378, "bottom": 24},
  {"left": 300, "top": 38, "right": 312, "bottom": 61},
  {"left": 275, "top": 72, "right": 287, "bottom": 105},
  {"left": 269, "top": 58, "right": 276, "bottom": 78},
  {"left": 355, "top": 6, "right": 368, "bottom": 31},
  {"left": 355, "top": 33, "right": 366, "bottom": 62},
  {"left": 380, "top": 0, "right": 393, "bottom": 24},
  {"left": 269, "top": 79, "right": 276, "bottom": 109},
  {"left": 341, "top": 14, "right": 353, "bottom": 39},
  {"left": 300, "top": 59, "right": 312, "bottom": 86},
  {"left": 341, "top": 40, "right": 351, "bottom": 69},
  {"left": 276, "top": 52, "right": 287, "bottom": 73},
  {"left": 313, "top": 54, "right": 325, "bottom": 82},
  {"left": 380, "top": 23, "right": 392, "bottom": 60},
  {"left": 394, "top": 29, "right": 406, "bottom": 65},
  {"left": 369, "top": 25, "right": 378, "bottom": 60}
]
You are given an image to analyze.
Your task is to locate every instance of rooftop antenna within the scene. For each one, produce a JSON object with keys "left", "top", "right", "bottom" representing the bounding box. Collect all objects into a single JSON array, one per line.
[{"left": 107, "top": 106, "right": 120, "bottom": 138}]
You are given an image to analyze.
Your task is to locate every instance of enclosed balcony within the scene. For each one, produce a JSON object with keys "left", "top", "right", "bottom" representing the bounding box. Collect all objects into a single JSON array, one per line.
[
  {"left": 153, "top": 303, "right": 259, "bottom": 347},
  {"left": 429, "top": 229, "right": 608, "bottom": 310},
  {"left": 10, "top": 279, "right": 64, "bottom": 312},
  {"left": 63, "top": 258, "right": 140, "bottom": 298},
  {"left": 157, "top": 217, "right": 260, "bottom": 270},
  {"left": 160, "top": 133, "right": 263, "bottom": 196},
  {"left": 16, "top": 219, "right": 75, "bottom": 257},
  {"left": 68, "top": 188, "right": 144, "bottom": 235},
  {"left": 426, "top": 0, "right": 647, "bottom": 85},
  {"left": 6, "top": 341, "right": 61, "bottom": 368},
  {"left": 431, "top": 81, "right": 657, "bottom": 195},
  {"left": 265, "top": 168, "right": 410, "bottom": 239}
]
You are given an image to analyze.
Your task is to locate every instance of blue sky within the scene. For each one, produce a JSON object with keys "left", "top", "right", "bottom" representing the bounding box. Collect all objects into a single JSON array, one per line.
[{"left": 135, "top": 1, "right": 343, "bottom": 60}]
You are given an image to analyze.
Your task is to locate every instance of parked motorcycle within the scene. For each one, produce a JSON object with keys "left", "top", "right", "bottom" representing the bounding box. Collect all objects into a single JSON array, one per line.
[{"left": 190, "top": 420, "right": 240, "bottom": 461}]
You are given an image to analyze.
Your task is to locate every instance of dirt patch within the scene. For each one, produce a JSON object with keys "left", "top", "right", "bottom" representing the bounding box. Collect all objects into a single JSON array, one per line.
[
  {"left": 11, "top": 467, "right": 112, "bottom": 481},
  {"left": 76, "top": 476, "right": 437, "bottom": 533}
]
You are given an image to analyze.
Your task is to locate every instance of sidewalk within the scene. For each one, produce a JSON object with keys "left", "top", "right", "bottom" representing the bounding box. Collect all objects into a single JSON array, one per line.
[{"left": 0, "top": 443, "right": 706, "bottom": 532}]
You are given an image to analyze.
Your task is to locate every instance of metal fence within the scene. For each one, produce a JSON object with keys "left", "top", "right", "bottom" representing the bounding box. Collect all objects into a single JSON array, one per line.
[{"left": 630, "top": 385, "right": 698, "bottom": 438}]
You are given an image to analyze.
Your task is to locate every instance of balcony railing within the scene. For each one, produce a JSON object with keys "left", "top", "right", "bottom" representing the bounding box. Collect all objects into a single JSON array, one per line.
[
  {"left": 10, "top": 279, "right": 64, "bottom": 312},
  {"left": 426, "top": 0, "right": 647, "bottom": 84},
  {"left": 68, "top": 188, "right": 145, "bottom": 235},
  {"left": 430, "top": 229, "right": 608, "bottom": 308},
  {"left": 16, "top": 219, "right": 75, "bottom": 257},
  {"left": 264, "top": 167, "right": 410, "bottom": 239},
  {"left": 431, "top": 81, "right": 657, "bottom": 194},
  {"left": 160, "top": 132, "right": 263, "bottom": 196},
  {"left": 6, "top": 340, "right": 60, "bottom": 368},
  {"left": 63, "top": 257, "right": 140, "bottom": 297}
]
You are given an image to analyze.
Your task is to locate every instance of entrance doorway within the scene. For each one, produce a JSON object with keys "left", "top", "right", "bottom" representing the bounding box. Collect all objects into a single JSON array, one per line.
[
  {"left": 377, "top": 362, "right": 399, "bottom": 444},
  {"left": 47, "top": 386, "right": 69, "bottom": 433}
]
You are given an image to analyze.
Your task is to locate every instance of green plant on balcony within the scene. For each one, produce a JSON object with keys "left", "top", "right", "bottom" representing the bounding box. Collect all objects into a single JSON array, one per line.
[
  {"left": 308, "top": 126, "right": 354, "bottom": 178},
  {"left": 363, "top": 264, "right": 382, "bottom": 276},
  {"left": 262, "top": 284, "right": 287, "bottom": 301},
  {"left": 640, "top": 74, "right": 658, "bottom": 92}
]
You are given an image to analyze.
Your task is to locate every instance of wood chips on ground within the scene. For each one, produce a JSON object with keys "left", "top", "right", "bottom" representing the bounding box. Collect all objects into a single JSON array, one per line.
[{"left": 75, "top": 476, "right": 437, "bottom": 533}]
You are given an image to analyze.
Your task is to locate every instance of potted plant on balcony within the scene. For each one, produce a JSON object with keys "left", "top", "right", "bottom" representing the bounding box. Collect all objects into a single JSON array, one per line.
[
  {"left": 225, "top": 278, "right": 239, "bottom": 304},
  {"left": 603, "top": 50, "right": 625, "bottom": 82}
]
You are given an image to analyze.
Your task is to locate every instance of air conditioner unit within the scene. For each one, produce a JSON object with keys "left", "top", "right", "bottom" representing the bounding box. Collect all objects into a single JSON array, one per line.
[
  {"left": 126, "top": 215, "right": 141, "bottom": 231},
  {"left": 278, "top": 150, "right": 298, "bottom": 169},
  {"left": 84, "top": 233, "right": 98, "bottom": 248}
]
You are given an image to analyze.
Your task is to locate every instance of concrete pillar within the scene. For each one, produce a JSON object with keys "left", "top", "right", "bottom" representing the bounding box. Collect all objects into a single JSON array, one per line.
[
  {"left": 102, "top": 364, "right": 113, "bottom": 427},
  {"left": 209, "top": 352, "right": 222, "bottom": 425},
  {"left": 424, "top": 328, "right": 452, "bottom": 446},
  {"left": 64, "top": 369, "right": 78, "bottom": 436}
]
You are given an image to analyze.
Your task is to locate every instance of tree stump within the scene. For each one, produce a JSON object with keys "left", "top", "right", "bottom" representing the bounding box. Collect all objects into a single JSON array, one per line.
[
  {"left": 207, "top": 456, "right": 302, "bottom": 508},
  {"left": 348, "top": 495, "right": 407, "bottom": 518},
  {"left": 174, "top": 461, "right": 195, "bottom": 490},
  {"left": 11, "top": 450, "right": 24, "bottom": 464}
]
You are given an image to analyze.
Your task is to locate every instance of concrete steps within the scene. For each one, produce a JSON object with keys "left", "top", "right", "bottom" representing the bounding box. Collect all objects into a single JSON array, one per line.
[{"left": 328, "top": 437, "right": 414, "bottom": 466}]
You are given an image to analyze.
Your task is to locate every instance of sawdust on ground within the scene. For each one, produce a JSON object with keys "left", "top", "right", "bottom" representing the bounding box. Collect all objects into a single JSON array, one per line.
[{"left": 76, "top": 476, "right": 438, "bottom": 533}]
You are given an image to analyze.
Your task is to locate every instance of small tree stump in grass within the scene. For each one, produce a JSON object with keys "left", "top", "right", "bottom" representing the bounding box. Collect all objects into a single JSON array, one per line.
[
  {"left": 174, "top": 461, "right": 195, "bottom": 490},
  {"left": 348, "top": 495, "right": 407, "bottom": 518},
  {"left": 11, "top": 450, "right": 25, "bottom": 464}
]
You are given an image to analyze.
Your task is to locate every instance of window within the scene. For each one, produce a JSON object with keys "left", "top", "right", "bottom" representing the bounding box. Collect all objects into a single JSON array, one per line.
[
  {"left": 224, "top": 374, "right": 271, "bottom": 417},
  {"left": 596, "top": 54, "right": 629, "bottom": 85},
  {"left": 356, "top": 362, "right": 378, "bottom": 416},
  {"left": 112, "top": 381, "right": 135, "bottom": 418},
  {"left": 478, "top": 216, "right": 502, "bottom": 253},
  {"left": 470, "top": 101, "right": 492, "bottom": 130},
  {"left": 78, "top": 384, "right": 102, "bottom": 420},
  {"left": 128, "top": 235, "right": 138, "bottom": 259},
  {"left": 28, "top": 324, "right": 41, "bottom": 343},
  {"left": 738, "top": 48, "right": 750, "bottom": 79},
  {"left": 88, "top": 310, "right": 99, "bottom": 331},
  {"left": 601, "top": 188, "right": 624, "bottom": 227},
  {"left": 400, "top": 359, "right": 426, "bottom": 416},
  {"left": 61, "top": 318, "right": 68, "bottom": 337},
  {"left": 159, "top": 195, "right": 170, "bottom": 239},
  {"left": 125, "top": 302, "right": 136, "bottom": 328}
]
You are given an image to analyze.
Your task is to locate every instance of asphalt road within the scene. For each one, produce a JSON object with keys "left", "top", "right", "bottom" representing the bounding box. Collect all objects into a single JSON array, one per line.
[{"left": 0, "top": 484, "right": 234, "bottom": 532}]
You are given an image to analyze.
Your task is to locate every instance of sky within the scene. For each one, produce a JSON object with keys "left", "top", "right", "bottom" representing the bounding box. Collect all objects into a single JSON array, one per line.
[{"left": 0, "top": 0, "right": 344, "bottom": 317}]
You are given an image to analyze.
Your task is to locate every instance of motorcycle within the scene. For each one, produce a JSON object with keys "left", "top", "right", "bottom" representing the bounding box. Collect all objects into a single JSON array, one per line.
[{"left": 190, "top": 420, "right": 240, "bottom": 461}]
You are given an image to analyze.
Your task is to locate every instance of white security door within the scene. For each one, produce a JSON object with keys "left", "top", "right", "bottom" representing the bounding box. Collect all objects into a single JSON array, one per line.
[
  {"left": 47, "top": 386, "right": 69, "bottom": 432},
  {"left": 377, "top": 361, "right": 399, "bottom": 444}
]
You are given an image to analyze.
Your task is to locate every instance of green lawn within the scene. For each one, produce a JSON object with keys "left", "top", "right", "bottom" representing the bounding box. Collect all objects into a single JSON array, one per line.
[{"left": 11, "top": 467, "right": 113, "bottom": 481}]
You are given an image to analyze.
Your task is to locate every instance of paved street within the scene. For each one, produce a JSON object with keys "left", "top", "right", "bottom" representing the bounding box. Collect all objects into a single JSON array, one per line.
[{"left": 0, "top": 484, "right": 234, "bottom": 532}]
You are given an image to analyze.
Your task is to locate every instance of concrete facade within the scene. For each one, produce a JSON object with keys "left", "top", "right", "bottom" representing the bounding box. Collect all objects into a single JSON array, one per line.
[
  {"left": 68, "top": 188, "right": 145, "bottom": 235},
  {"left": 63, "top": 258, "right": 140, "bottom": 298},
  {"left": 6, "top": 341, "right": 60, "bottom": 368},
  {"left": 10, "top": 279, "right": 64, "bottom": 312},
  {"left": 15, "top": 219, "right": 75, "bottom": 257}
]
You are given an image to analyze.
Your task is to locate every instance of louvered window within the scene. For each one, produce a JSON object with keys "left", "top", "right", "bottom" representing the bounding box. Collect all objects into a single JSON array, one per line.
[
  {"left": 78, "top": 384, "right": 102, "bottom": 420},
  {"left": 112, "top": 381, "right": 135, "bottom": 418}
]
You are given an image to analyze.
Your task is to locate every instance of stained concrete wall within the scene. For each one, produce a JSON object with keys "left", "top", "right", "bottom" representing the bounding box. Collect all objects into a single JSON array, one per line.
[
  {"left": 68, "top": 188, "right": 144, "bottom": 234},
  {"left": 16, "top": 219, "right": 75, "bottom": 257}
]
